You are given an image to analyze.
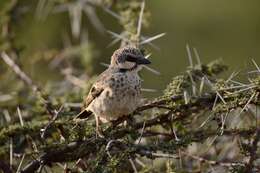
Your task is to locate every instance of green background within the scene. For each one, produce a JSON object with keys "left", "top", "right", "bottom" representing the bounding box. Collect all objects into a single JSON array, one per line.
[{"left": 1, "top": 0, "right": 260, "bottom": 97}]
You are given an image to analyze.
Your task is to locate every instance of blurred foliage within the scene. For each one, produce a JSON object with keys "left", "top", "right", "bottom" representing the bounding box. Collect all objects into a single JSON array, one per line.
[{"left": 0, "top": 0, "right": 260, "bottom": 173}]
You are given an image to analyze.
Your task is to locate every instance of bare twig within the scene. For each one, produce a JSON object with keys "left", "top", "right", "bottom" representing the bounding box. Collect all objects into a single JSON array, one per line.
[
  {"left": 129, "top": 158, "right": 138, "bottom": 173},
  {"left": 9, "top": 138, "right": 13, "bottom": 167},
  {"left": 16, "top": 154, "right": 26, "bottom": 173},
  {"left": 137, "top": 0, "right": 145, "bottom": 38},
  {"left": 186, "top": 44, "right": 193, "bottom": 68},
  {"left": 40, "top": 105, "right": 64, "bottom": 139},
  {"left": 140, "top": 33, "right": 166, "bottom": 45},
  {"left": 17, "top": 107, "right": 24, "bottom": 127},
  {"left": 1, "top": 52, "right": 38, "bottom": 92},
  {"left": 181, "top": 151, "right": 245, "bottom": 167}
]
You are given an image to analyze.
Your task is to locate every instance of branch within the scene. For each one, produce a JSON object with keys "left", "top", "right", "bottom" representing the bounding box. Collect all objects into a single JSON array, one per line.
[
  {"left": 0, "top": 52, "right": 58, "bottom": 117},
  {"left": 1, "top": 52, "right": 38, "bottom": 92},
  {"left": 181, "top": 151, "right": 245, "bottom": 168}
]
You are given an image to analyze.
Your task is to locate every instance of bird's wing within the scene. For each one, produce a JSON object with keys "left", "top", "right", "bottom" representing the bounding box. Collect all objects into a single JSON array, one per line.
[
  {"left": 74, "top": 82, "right": 104, "bottom": 119},
  {"left": 84, "top": 84, "right": 104, "bottom": 108},
  {"left": 74, "top": 68, "right": 112, "bottom": 119},
  {"left": 84, "top": 68, "right": 115, "bottom": 108}
]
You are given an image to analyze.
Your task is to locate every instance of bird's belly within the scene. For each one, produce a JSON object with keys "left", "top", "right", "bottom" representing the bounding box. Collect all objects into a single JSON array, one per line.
[{"left": 89, "top": 88, "right": 140, "bottom": 122}]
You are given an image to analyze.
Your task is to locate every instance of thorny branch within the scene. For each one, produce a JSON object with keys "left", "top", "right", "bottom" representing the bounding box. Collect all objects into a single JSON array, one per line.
[
  {"left": 1, "top": 50, "right": 260, "bottom": 172},
  {"left": 0, "top": 52, "right": 57, "bottom": 116},
  {"left": 1, "top": 0, "right": 260, "bottom": 173},
  {"left": 20, "top": 90, "right": 259, "bottom": 172}
]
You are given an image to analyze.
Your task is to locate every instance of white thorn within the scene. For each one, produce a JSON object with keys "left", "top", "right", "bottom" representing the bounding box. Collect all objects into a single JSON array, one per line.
[
  {"left": 143, "top": 65, "right": 161, "bottom": 75},
  {"left": 140, "top": 33, "right": 166, "bottom": 45},
  {"left": 186, "top": 44, "right": 193, "bottom": 68},
  {"left": 17, "top": 107, "right": 24, "bottom": 127},
  {"left": 137, "top": 0, "right": 145, "bottom": 38}
]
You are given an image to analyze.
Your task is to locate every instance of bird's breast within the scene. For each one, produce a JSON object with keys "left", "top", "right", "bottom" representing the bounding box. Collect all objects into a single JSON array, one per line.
[{"left": 89, "top": 72, "right": 141, "bottom": 121}]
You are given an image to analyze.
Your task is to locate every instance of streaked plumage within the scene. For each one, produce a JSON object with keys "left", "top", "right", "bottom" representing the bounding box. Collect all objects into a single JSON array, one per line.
[{"left": 75, "top": 46, "right": 151, "bottom": 136}]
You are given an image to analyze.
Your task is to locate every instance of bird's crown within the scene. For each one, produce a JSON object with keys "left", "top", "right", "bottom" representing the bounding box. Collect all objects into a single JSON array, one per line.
[{"left": 110, "top": 46, "right": 150, "bottom": 70}]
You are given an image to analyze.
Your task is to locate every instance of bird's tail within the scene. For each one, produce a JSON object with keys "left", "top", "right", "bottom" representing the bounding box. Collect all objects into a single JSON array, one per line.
[{"left": 74, "top": 109, "right": 92, "bottom": 120}]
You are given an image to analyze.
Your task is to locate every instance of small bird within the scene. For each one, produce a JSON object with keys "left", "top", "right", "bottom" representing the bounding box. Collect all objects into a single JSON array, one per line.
[{"left": 75, "top": 46, "right": 151, "bottom": 136}]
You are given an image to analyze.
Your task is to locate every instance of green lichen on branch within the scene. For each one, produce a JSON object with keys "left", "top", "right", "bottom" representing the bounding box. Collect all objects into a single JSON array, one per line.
[
  {"left": 11, "top": 62, "right": 258, "bottom": 172},
  {"left": 116, "top": 0, "right": 150, "bottom": 44},
  {"left": 1, "top": 0, "right": 260, "bottom": 173},
  {"left": 163, "top": 59, "right": 228, "bottom": 99},
  {"left": 1, "top": 59, "right": 259, "bottom": 172}
]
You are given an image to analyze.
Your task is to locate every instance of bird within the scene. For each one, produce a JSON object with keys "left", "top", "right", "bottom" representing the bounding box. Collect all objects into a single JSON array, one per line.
[{"left": 75, "top": 46, "right": 151, "bottom": 137}]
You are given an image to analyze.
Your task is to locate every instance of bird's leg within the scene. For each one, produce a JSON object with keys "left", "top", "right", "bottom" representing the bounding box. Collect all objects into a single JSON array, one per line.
[{"left": 95, "top": 115, "right": 104, "bottom": 138}]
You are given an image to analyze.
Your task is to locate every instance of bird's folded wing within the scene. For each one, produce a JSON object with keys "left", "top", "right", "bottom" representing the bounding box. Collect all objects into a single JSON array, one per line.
[
  {"left": 74, "top": 85, "right": 104, "bottom": 119},
  {"left": 85, "top": 85, "right": 104, "bottom": 107},
  {"left": 74, "top": 68, "right": 113, "bottom": 120}
]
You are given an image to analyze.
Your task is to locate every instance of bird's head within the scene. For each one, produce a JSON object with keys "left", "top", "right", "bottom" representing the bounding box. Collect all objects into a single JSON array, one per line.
[{"left": 110, "top": 46, "right": 151, "bottom": 71}]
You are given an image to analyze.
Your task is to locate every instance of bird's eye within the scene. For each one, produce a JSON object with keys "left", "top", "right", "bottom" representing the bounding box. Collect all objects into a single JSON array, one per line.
[{"left": 126, "top": 54, "right": 137, "bottom": 62}]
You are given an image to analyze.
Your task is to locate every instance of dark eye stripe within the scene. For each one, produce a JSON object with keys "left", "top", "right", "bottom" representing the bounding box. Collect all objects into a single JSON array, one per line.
[{"left": 126, "top": 55, "right": 137, "bottom": 62}]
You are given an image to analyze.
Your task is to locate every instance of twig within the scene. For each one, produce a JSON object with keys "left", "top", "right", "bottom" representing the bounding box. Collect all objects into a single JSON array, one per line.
[
  {"left": 193, "top": 47, "right": 201, "bottom": 67},
  {"left": 150, "top": 152, "right": 179, "bottom": 159},
  {"left": 17, "top": 106, "right": 24, "bottom": 127},
  {"left": 143, "top": 65, "right": 161, "bottom": 75},
  {"left": 186, "top": 44, "right": 193, "bottom": 68},
  {"left": 9, "top": 138, "right": 13, "bottom": 168},
  {"left": 1, "top": 52, "right": 38, "bottom": 92},
  {"left": 136, "top": 0, "right": 145, "bottom": 38},
  {"left": 16, "top": 154, "right": 26, "bottom": 173},
  {"left": 40, "top": 105, "right": 64, "bottom": 139},
  {"left": 140, "top": 33, "right": 166, "bottom": 45},
  {"left": 181, "top": 151, "right": 245, "bottom": 167},
  {"left": 137, "top": 122, "right": 146, "bottom": 144},
  {"left": 102, "top": 7, "right": 121, "bottom": 20},
  {"left": 239, "top": 92, "right": 256, "bottom": 114},
  {"left": 1, "top": 52, "right": 57, "bottom": 116},
  {"left": 251, "top": 59, "right": 260, "bottom": 72},
  {"left": 129, "top": 158, "right": 138, "bottom": 173},
  {"left": 105, "top": 140, "right": 117, "bottom": 158}
]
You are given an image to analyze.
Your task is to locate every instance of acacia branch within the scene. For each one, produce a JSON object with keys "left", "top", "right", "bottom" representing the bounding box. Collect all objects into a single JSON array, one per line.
[{"left": 0, "top": 52, "right": 58, "bottom": 117}]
